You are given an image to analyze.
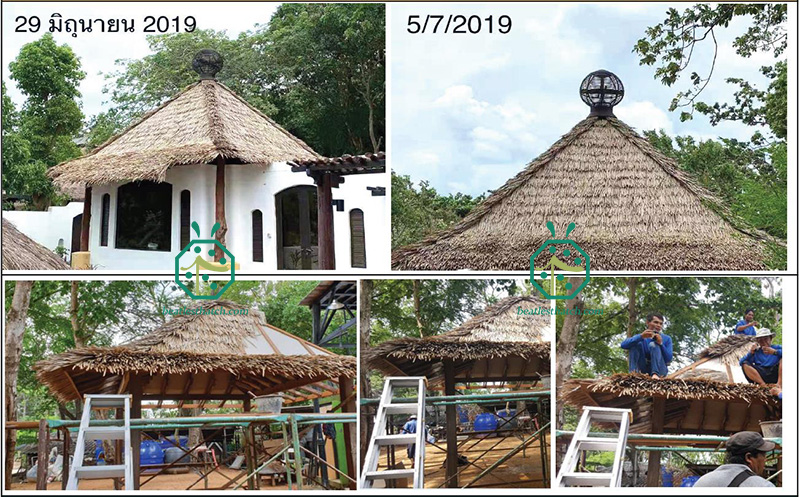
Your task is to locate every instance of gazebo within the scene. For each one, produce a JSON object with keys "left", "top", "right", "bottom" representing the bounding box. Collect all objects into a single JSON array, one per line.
[
  {"left": 34, "top": 300, "right": 357, "bottom": 490},
  {"left": 364, "top": 295, "right": 551, "bottom": 488},
  {"left": 392, "top": 70, "right": 772, "bottom": 271},
  {"left": 2, "top": 218, "right": 69, "bottom": 270}
]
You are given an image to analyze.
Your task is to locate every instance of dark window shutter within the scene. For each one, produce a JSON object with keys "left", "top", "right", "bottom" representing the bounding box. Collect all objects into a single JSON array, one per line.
[
  {"left": 100, "top": 194, "right": 111, "bottom": 246},
  {"left": 252, "top": 209, "right": 264, "bottom": 262},
  {"left": 180, "top": 190, "right": 191, "bottom": 248},
  {"left": 350, "top": 209, "right": 366, "bottom": 268}
]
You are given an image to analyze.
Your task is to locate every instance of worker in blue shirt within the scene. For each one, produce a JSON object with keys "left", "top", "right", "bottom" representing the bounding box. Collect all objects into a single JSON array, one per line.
[
  {"left": 401, "top": 415, "right": 425, "bottom": 467},
  {"left": 740, "top": 328, "right": 782, "bottom": 388},
  {"left": 734, "top": 309, "right": 759, "bottom": 336},
  {"left": 620, "top": 313, "right": 673, "bottom": 378}
]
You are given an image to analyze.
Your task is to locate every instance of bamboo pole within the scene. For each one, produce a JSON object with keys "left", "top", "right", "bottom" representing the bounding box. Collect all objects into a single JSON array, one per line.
[{"left": 289, "top": 415, "right": 304, "bottom": 490}]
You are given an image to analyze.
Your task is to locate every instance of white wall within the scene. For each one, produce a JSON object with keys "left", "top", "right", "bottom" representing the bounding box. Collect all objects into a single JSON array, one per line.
[{"left": 3, "top": 202, "right": 84, "bottom": 255}]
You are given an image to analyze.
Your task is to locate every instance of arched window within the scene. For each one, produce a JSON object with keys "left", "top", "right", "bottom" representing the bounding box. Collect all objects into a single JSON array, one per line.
[
  {"left": 275, "top": 185, "right": 318, "bottom": 270},
  {"left": 100, "top": 194, "right": 111, "bottom": 246},
  {"left": 252, "top": 209, "right": 264, "bottom": 262},
  {"left": 180, "top": 190, "right": 191, "bottom": 249},
  {"left": 349, "top": 209, "right": 366, "bottom": 268},
  {"left": 115, "top": 181, "right": 173, "bottom": 251}
]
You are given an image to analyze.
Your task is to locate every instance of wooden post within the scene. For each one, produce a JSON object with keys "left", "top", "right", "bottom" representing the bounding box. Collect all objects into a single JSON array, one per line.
[
  {"left": 339, "top": 375, "right": 357, "bottom": 490},
  {"left": 61, "top": 428, "right": 70, "bottom": 490},
  {"left": 646, "top": 396, "right": 665, "bottom": 487},
  {"left": 114, "top": 407, "right": 124, "bottom": 490},
  {"left": 80, "top": 186, "right": 92, "bottom": 251},
  {"left": 316, "top": 173, "right": 335, "bottom": 270},
  {"left": 444, "top": 361, "right": 458, "bottom": 488},
  {"left": 130, "top": 377, "right": 142, "bottom": 490},
  {"left": 36, "top": 419, "right": 49, "bottom": 490},
  {"left": 214, "top": 156, "right": 227, "bottom": 262}
]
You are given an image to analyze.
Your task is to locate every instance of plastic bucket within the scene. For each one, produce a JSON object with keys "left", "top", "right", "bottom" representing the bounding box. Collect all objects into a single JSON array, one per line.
[
  {"left": 254, "top": 394, "right": 284, "bottom": 413},
  {"left": 760, "top": 420, "right": 782, "bottom": 439}
]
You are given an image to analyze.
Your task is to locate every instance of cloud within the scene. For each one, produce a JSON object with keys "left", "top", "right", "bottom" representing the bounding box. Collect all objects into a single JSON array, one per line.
[{"left": 615, "top": 100, "right": 674, "bottom": 134}]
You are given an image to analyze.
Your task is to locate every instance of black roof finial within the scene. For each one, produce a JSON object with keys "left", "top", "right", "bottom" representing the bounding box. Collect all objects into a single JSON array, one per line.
[
  {"left": 192, "top": 49, "right": 223, "bottom": 80},
  {"left": 580, "top": 70, "right": 624, "bottom": 117}
]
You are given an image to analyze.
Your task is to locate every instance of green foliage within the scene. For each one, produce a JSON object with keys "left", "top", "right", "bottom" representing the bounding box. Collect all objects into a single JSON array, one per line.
[
  {"left": 634, "top": 4, "right": 787, "bottom": 140},
  {"left": 558, "top": 277, "right": 781, "bottom": 377},
  {"left": 644, "top": 130, "right": 787, "bottom": 249},
  {"left": 391, "top": 172, "right": 485, "bottom": 249}
]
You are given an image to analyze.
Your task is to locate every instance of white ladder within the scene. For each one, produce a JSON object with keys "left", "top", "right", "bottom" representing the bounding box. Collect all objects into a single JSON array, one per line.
[
  {"left": 555, "top": 406, "right": 631, "bottom": 487},
  {"left": 360, "top": 377, "right": 427, "bottom": 489},
  {"left": 66, "top": 394, "right": 133, "bottom": 490}
]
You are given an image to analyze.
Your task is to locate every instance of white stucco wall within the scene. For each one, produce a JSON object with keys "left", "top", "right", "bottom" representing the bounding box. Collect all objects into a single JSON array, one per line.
[
  {"left": 86, "top": 161, "right": 390, "bottom": 272},
  {"left": 3, "top": 202, "right": 84, "bottom": 255}
]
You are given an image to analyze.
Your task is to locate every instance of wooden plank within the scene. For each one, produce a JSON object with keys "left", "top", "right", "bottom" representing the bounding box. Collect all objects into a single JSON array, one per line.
[{"left": 645, "top": 396, "right": 665, "bottom": 487}]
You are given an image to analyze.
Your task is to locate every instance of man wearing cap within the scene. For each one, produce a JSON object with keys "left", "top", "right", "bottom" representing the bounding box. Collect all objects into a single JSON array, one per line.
[
  {"left": 740, "top": 328, "right": 782, "bottom": 389},
  {"left": 620, "top": 313, "right": 673, "bottom": 379},
  {"left": 693, "top": 431, "right": 776, "bottom": 487}
]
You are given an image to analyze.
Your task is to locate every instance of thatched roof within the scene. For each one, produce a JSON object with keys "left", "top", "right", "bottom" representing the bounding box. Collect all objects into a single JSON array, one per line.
[
  {"left": 698, "top": 334, "right": 755, "bottom": 365},
  {"left": 392, "top": 116, "right": 771, "bottom": 271},
  {"left": 366, "top": 296, "right": 551, "bottom": 383},
  {"left": 49, "top": 80, "right": 319, "bottom": 187},
  {"left": 2, "top": 218, "right": 69, "bottom": 270},
  {"left": 35, "top": 300, "right": 355, "bottom": 404},
  {"left": 562, "top": 373, "right": 780, "bottom": 435}
]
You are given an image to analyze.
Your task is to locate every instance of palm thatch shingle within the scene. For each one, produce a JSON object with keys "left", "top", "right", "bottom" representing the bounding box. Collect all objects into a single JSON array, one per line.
[
  {"left": 49, "top": 80, "right": 319, "bottom": 187},
  {"left": 698, "top": 334, "right": 756, "bottom": 365},
  {"left": 35, "top": 300, "right": 354, "bottom": 404},
  {"left": 2, "top": 218, "right": 69, "bottom": 270},
  {"left": 392, "top": 117, "right": 771, "bottom": 271},
  {"left": 366, "top": 296, "right": 551, "bottom": 384}
]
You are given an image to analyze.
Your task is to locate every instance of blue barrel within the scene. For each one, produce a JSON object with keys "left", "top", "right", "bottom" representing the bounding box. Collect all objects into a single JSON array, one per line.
[
  {"left": 160, "top": 435, "right": 188, "bottom": 450},
  {"left": 473, "top": 413, "right": 498, "bottom": 432},
  {"left": 497, "top": 409, "right": 517, "bottom": 428},
  {"left": 661, "top": 467, "right": 674, "bottom": 487},
  {"left": 681, "top": 476, "right": 700, "bottom": 487},
  {"left": 140, "top": 440, "right": 165, "bottom": 466}
]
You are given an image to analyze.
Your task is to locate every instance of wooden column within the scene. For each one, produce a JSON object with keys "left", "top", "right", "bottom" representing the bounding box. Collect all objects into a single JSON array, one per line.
[
  {"left": 35, "top": 420, "right": 49, "bottom": 490},
  {"left": 645, "top": 396, "right": 665, "bottom": 487},
  {"left": 242, "top": 398, "right": 255, "bottom": 490},
  {"left": 80, "top": 186, "right": 92, "bottom": 251},
  {"left": 316, "top": 173, "right": 335, "bottom": 270},
  {"left": 61, "top": 428, "right": 70, "bottom": 490},
  {"left": 444, "top": 361, "right": 458, "bottom": 488},
  {"left": 214, "top": 156, "right": 227, "bottom": 262},
  {"left": 339, "top": 375, "right": 357, "bottom": 490},
  {"left": 130, "top": 377, "right": 142, "bottom": 490}
]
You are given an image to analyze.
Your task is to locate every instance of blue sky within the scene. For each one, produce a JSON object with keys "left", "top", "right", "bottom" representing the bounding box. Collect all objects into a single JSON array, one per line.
[{"left": 390, "top": 3, "right": 787, "bottom": 196}]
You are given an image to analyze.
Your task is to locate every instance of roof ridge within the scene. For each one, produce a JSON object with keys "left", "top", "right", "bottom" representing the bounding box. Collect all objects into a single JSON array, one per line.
[{"left": 202, "top": 80, "right": 230, "bottom": 153}]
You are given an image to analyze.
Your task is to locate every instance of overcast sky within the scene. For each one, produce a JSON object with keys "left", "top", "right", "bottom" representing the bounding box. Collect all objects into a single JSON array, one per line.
[
  {"left": 391, "top": 2, "right": 789, "bottom": 196},
  {"left": 2, "top": 2, "right": 281, "bottom": 116}
]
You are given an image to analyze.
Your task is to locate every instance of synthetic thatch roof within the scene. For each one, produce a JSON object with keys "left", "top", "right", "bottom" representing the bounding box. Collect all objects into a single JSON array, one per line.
[
  {"left": 392, "top": 116, "right": 770, "bottom": 271},
  {"left": 562, "top": 373, "right": 780, "bottom": 435},
  {"left": 366, "top": 296, "right": 551, "bottom": 384},
  {"left": 2, "top": 218, "right": 69, "bottom": 270},
  {"left": 698, "top": 334, "right": 756, "bottom": 365},
  {"left": 35, "top": 300, "right": 355, "bottom": 404},
  {"left": 49, "top": 80, "right": 319, "bottom": 187}
]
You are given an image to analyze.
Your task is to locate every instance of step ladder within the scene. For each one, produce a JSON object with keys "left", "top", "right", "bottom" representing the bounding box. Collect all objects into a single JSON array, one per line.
[
  {"left": 360, "top": 377, "right": 427, "bottom": 489},
  {"left": 66, "top": 394, "right": 133, "bottom": 490},
  {"left": 555, "top": 406, "right": 631, "bottom": 487}
]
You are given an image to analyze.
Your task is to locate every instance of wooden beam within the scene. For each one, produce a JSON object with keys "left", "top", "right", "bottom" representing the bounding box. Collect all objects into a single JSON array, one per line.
[
  {"left": 444, "top": 360, "right": 458, "bottom": 488},
  {"left": 339, "top": 375, "right": 357, "bottom": 490},
  {"left": 62, "top": 370, "right": 82, "bottom": 401},
  {"left": 316, "top": 172, "right": 335, "bottom": 270},
  {"left": 198, "top": 375, "right": 216, "bottom": 409},
  {"left": 36, "top": 420, "right": 49, "bottom": 490},
  {"left": 130, "top": 376, "right": 143, "bottom": 490},
  {"left": 214, "top": 156, "right": 227, "bottom": 262},
  {"left": 80, "top": 186, "right": 92, "bottom": 251},
  {"left": 61, "top": 427, "right": 70, "bottom": 490},
  {"left": 646, "top": 396, "right": 666, "bottom": 487},
  {"left": 157, "top": 374, "right": 169, "bottom": 409},
  {"left": 176, "top": 374, "right": 194, "bottom": 409}
]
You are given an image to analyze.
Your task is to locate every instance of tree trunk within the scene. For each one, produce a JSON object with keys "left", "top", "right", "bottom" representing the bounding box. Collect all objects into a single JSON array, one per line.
[
  {"left": 5, "top": 281, "right": 34, "bottom": 489},
  {"left": 556, "top": 278, "right": 583, "bottom": 428},
  {"left": 358, "top": 280, "right": 373, "bottom": 466},
  {"left": 626, "top": 278, "right": 639, "bottom": 337},
  {"left": 413, "top": 280, "right": 423, "bottom": 337},
  {"left": 70, "top": 281, "right": 83, "bottom": 347}
]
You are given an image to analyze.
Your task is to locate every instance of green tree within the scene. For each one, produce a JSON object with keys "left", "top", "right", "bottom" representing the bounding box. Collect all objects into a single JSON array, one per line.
[
  {"left": 6, "top": 34, "right": 85, "bottom": 208},
  {"left": 391, "top": 172, "right": 485, "bottom": 249},
  {"left": 634, "top": 4, "right": 787, "bottom": 139}
]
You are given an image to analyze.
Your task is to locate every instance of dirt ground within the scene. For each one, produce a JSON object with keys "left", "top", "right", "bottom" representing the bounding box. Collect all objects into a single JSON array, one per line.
[{"left": 375, "top": 433, "right": 550, "bottom": 488}]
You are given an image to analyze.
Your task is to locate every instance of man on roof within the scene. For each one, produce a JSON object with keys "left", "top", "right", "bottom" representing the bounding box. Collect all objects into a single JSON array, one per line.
[
  {"left": 693, "top": 431, "right": 776, "bottom": 487},
  {"left": 620, "top": 313, "right": 673, "bottom": 379},
  {"left": 740, "top": 328, "right": 782, "bottom": 390},
  {"left": 734, "top": 308, "right": 759, "bottom": 336}
]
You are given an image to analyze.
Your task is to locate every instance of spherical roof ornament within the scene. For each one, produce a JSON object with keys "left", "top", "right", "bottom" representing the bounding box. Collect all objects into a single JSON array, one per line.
[
  {"left": 192, "top": 49, "right": 224, "bottom": 80},
  {"left": 580, "top": 70, "right": 624, "bottom": 117}
]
